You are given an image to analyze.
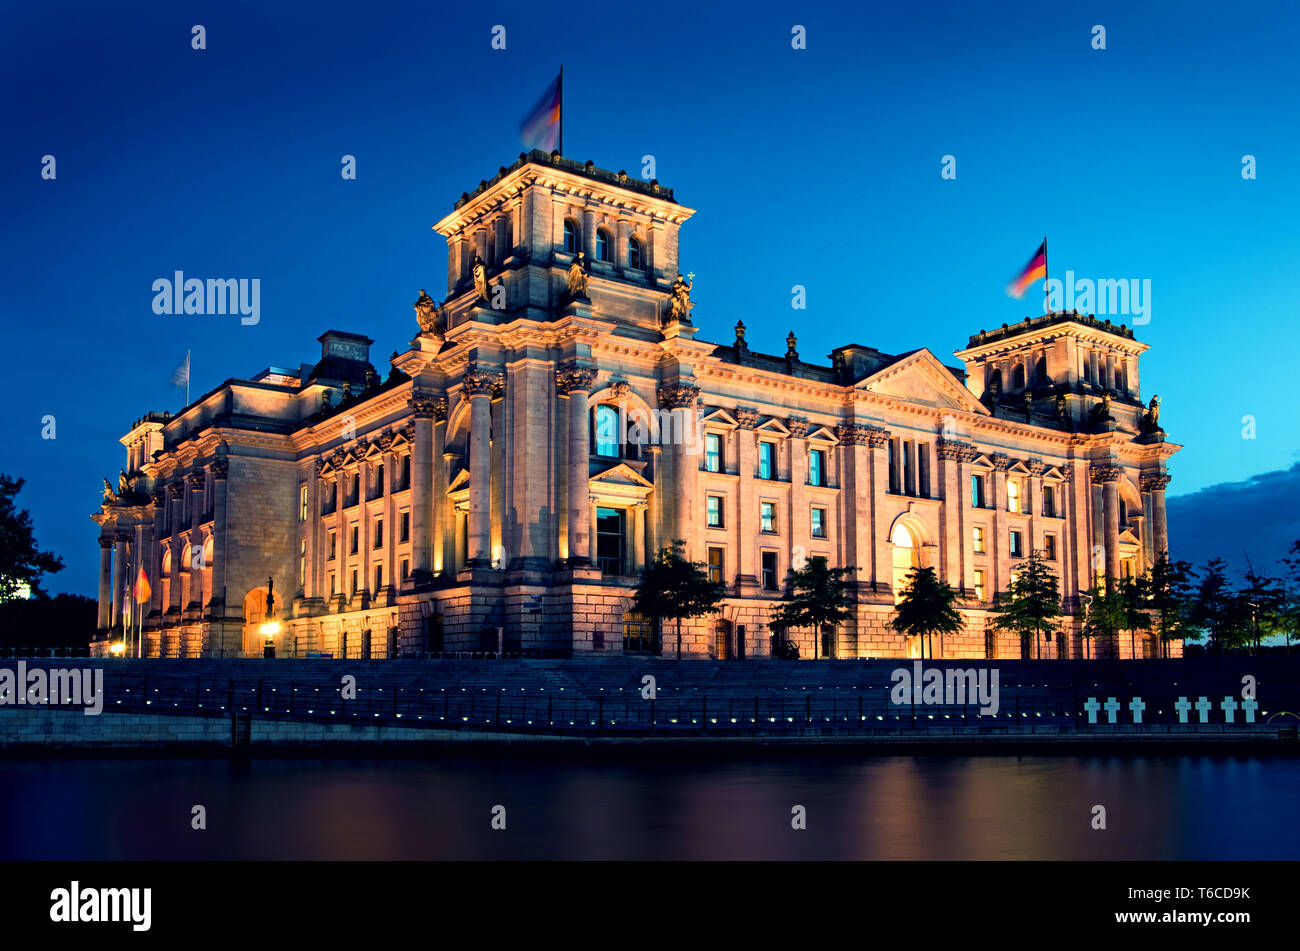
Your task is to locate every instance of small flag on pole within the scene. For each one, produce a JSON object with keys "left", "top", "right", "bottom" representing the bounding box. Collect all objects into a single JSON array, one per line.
[
  {"left": 1006, "top": 240, "right": 1048, "bottom": 298},
  {"left": 520, "top": 69, "right": 562, "bottom": 153},
  {"left": 171, "top": 350, "right": 190, "bottom": 405},
  {"left": 134, "top": 566, "right": 151, "bottom": 604}
]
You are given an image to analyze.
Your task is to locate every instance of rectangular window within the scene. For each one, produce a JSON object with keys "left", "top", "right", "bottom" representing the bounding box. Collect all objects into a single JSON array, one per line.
[
  {"left": 374, "top": 565, "right": 383, "bottom": 594},
  {"left": 707, "top": 547, "right": 725, "bottom": 585},
  {"left": 400, "top": 511, "right": 410, "bottom": 543},
  {"left": 1007, "top": 478, "right": 1021, "bottom": 514},
  {"left": 761, "top": 550, "right": 778, "bottom": 591},
  {"left": 758, "top": 441, "right": 775, "bottom": 480},
  {"left": 760, "top": 501, "right": 776, "bottom": 533},
  {"left": 373, "top": 517, "right": 384, "bottom": 549},
  {"left": 329, "top": 573, "right": 336, "bottom": 597},
  {"left": 401, "top": 558, "right": 409, "bottom": 580},
  {"left": 811, "top": 507, "right": 827, "bottom": 539},
  {"left": 971, "top": 473, "right": 987, "bottom": 508},
  {"left": 888, "top": 440, "right": 899, "bottom": 494},
  {"left": 350, "top": 525, "right": 358, "bottom": 555},
  {"left": 376, "top": 463, "right": 384, "bottom": 495},
  {"left": 299, "top": 540, "right": 306, "bottom": 586},
  {"left": 401, "top": 455, "right": 411, "bottom": 489},
  {"left": 299, "top": 485, "right": 308, "bottom": 521},
  {"left": 707, "top": 495, "right": 724, "bottom": 528},
  {"left": 918, "top": 443, "right": 930, "bottom": 497},
  {"left": 809, "top": 449, "right": 826, "bottom": 486},
  {"left": 705, "top": 433, "right": 722, "bottom": 473},
  {"left": 595, "top": 507, "right": 627, "bottom": 576},
  {"left": 1044, "top": 534, "right": 1057, "bottom": 561},
  {"left": 328, "top": 531, "right": 337, "bottom": 561},
  {"left": 1009, "top": 530, "right": 1024, "bottom": 558},
  {"left": 974, "top": 568, "right": 986, "bottom": 602},
  {"left": 1043, "top": 485, "right": 1056, "bottom": 518},
  {"left": 973, "top": 526, "right": 985, "bottom": 554},
  {"left": 350, "top": 569, "right": 358, "bottom": 596}
]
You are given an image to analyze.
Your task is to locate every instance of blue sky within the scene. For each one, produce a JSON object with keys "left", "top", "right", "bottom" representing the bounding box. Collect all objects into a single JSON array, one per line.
[{"left": 3, "top": 0, "right": 1298, "bottom": 595}]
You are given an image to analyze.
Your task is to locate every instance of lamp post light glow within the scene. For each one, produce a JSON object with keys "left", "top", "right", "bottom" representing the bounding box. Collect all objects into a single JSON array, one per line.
[{"left": 110, "top": 641, "right": 126, "bottom": 657}]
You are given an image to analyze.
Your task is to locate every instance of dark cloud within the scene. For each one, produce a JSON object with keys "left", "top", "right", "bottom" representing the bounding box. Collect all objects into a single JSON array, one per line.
[{"left": 1167, "top": 463, "right": 1300, "bottom": 576}]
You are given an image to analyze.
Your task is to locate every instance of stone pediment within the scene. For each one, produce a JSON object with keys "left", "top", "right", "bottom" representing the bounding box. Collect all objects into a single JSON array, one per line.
[
  {"left": 590, "top": 462, "right": 654, "bottom": 490},
  {"left": 855, "top": 350, "right": 989, "bottom": 415}
]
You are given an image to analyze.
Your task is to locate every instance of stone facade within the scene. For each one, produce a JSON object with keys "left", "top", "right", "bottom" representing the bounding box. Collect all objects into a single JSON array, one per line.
[{"left": 92, "top": 150, "right": 1181, "bottom": 660}]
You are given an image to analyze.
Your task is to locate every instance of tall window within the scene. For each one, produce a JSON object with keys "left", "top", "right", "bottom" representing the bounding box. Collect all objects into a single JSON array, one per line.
[
  {"left": 974, "top": 568, "right": 986, "bottom": 602},
  {"left": 971, "top": 473, "right": 987, "bottom": 508},
  {"left": 973, "top": 526, "right": 985, "bottom": 554},
  {"left": 374, "top": 565, "right": 383, "bottom": 594},
  {"left": 594, "top": 404, "right": 620, "bottom": 457},
  {"left": 707, "top": 547, "right": 725, "bottom": 585},
  {"left": 705, "top": 433, "right": 722, "bottom": 472},
  {"left": 400, "top": 454, "right": 411, "bottom": 490},
  {"left": 760, "top": 502, "right": 776, "bottom": 533},
  {"left": 809, "top": 449, "right": 826, "bottom": 486},
  {"left": 563, "top": 219, "right": 578, "bottom": 254},
  {"left": 628, "top": 235, "right": 642, "bottom": 270},
  {"left": 811, "top": 507, "right": 827, "bottom": 539},
  {"left": 1043, "top": 485, "right": 1057, "bottom": 518},
  {"left": 1009, "top": 530, "right": 1024, "bottom": 558},
  {"left": 299, "top": 540, "right": 306, "bottom": 586},
  {"left": 1007, "top": 478, "right": 1021, "bottom": 514},
  {"left": 596, "top": 229, "right": 612, "bottom": 262},
  {"left": 373, "top": 517, "right": 383, "bottom": 549},
  {"left": 595, "top": 508, "right": 626, "bottom": 575},
  {"left": 758, "top": 441, "right": 775, "bottom": 479},
  {"left": 1044, "top": 534, "right": 1057, "bottom": 561},
  {"left": 350, "top": 525, "right": 358, "bottom": 555},
  {"left": 328, "top": 531, "right": 337, "bottom": 561},
  {"left": 400, "top": 511, "right": 410, "bottom": 543},
  {"left": 761, "top": 551, "right": 778, "bottom": 591},
  {"left": 707, "top": 495, "right": 724, "bottom": 528},
  {"left": 299, "top": 485, "right": 308, "bottom": 521}
]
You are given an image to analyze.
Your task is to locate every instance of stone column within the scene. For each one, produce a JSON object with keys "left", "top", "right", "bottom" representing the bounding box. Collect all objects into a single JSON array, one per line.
[
  {"left": 1142, "top": 472, "right": 1171, "bottom": 561},
  {"left": 167, "top": 482, "right": 184, "bottom": 616},
  {"left": 112, "top": 530, "right": 130, "bottom": 633},
  {"left": 558, "top": 365, "right": 597, "bottom": 564},
  {"left": 582, "top": 209, "right": 597, "bottom": 262},
  {"left": 441, "top": 449, "right": 456, "bottom": 576},
  {"left": 1028, "top": 460, "right": 1045, "bottom": 557},
  {"left": 431, "top": 400, "right": 448, "bottom": 576},
  {"left": 464, "top": 367, "right": 502, "bottom": 567},
  {"left": 991, "top": 454, "right": 1011, "bottom": 596},
  {"left": 866, "top": 429, "right": 891, "bottom": 590},
  {"left": 334, "top": 470, "right": 346, "bottom": 602},
  {"left": 632, "top": 501, "right": 647, "bottom": 573},
  {"left": 408, "top": 394, "right": 439, "bottom": 579},
  {"left": 210, "top": 457, "right": 230, "bottom": 654},
  {"left": 97, "top": 537, "right": 113, "bottom": 630},
  {"left": 658, "top": 383, "right": 701, "bottom": 558},
  {"left": 735, "top": 408, "right": 759, "bottom": 588},
  {"left": 186, "top": 472, "right": 205, "bottom": 608},
  {"left": 1092, "top": 464, "right": 1122, "bottom": 583},
  {"left": 937, "top": 441, "right": 963, "bottom": 588},
  {"left": 786, "top": 418, "right": 810, "bottom": 575},
  {"left": 837, "top": 423, "right": 873, "bottom": 589},
  {"left": 647, "top": 445, "right": 664, "bottom": 558},
  {"left": 149, "top": 491, "right": 166, "bottom": 623},
  {"left": 956, "top": 448, "right": 975, "bottom": 595}
]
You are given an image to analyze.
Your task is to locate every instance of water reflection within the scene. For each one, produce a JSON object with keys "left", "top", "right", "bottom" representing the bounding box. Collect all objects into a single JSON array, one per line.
[{"left": 2, "top": 753, "right": 1297, "bottom": 860}]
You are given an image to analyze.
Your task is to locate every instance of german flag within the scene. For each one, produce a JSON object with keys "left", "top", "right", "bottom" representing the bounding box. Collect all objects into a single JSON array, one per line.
[
  {"left": 521, "top": 70, "right": 562, "bottom": 153},
  {"left": 1007, "top": 240, "right": 1047, "bottom": 298},
  {"left": 134, "top": 566, "right": 150, "bottom": 604}
]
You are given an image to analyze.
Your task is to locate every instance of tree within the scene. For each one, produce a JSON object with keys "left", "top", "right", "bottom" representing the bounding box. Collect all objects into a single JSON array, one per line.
[
  {"left": 632, "top": 540, "right": 725, "bottom": 660},
  {"left": 0, "top": 593, "right": 96, "bottom": 649},
  {"left": 0, "top": 474, "right": 64, "bottom": 602},
  {"left": 1239, "top": 560, "right": 1286, "bottom": 655},
  {"left": 769, "top": 556, "right": 854, "bottom": 659},
  {"left": 1080, "top": 583, "right": 1124, "bottom": 659},
  {"left": 1115, "top": 575, "right": 1150, "bottom": 659},
  {"left": 1141, "top": 555, "right": 1196, "bottom": 658},
  {"left": 891, "top": 565, "right": 963, "bottom": 659},
  {"left": 1190, "top": 559, "right": 1250, "bottom": 652},
  {"left": 987, "top": 550, "right": 1061, "bottom": 659}
]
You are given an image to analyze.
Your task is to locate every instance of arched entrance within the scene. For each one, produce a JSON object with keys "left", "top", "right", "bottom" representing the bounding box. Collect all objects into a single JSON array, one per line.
[
  {"left": 240, "top": 587, "right": 270, "bottom": 657},
  {"left": 714, "top": 618, "right": 733, "bottom": 660},
  {"left": 890, "top": 520, "right": 925, "bottom": 658}
]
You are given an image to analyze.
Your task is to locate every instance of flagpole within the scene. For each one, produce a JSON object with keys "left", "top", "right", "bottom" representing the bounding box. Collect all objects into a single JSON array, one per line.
[
  {"left": 1042, "top": 236, "right": 1051, "bottom": 315},
  {"left": 186, "top": 350, "right": 190, "bottom": 406},
  {"left": 558, "top": 64, "right": 564, "bottom": 156}
]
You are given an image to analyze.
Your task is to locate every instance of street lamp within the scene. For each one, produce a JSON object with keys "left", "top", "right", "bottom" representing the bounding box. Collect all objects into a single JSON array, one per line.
[
  {"left": 110, "top": 641, "right": 126, "bottom": 657},
  {"left": 260, "top": 575, "right": 280, "bottom": 658}
]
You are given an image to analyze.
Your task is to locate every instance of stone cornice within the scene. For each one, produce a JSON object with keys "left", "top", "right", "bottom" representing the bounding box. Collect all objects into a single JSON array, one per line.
[
  {"left": 556, "top": 365, "right": 597, "bottom": 395},
  {"left": 1090, "top": 464, "right": 1123, "bottom": 484},
  {"left": 1140, "top": 472, "right": 1172, "bottom": 491}
]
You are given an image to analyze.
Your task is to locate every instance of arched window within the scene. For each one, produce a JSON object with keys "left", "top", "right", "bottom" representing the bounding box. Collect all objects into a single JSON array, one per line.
[
  {"left": 1012, "top": 364, "right": 1026, "bottom": 390},
  {"left": 628, "top": 235, "right": 642, "bottom": 270},
  {"left": 563, "top": 219, "right": 578, "bottom": 254},
  {"left": 593, "top": 404, "right": 620, "bottom": 457},
  {"left": 596, "top": 229, "right": 612, "bottom": 262}
]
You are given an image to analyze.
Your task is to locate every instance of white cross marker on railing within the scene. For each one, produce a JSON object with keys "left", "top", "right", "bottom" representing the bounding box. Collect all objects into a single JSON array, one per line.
[
  {"left": 1174, "top": 696, "right": 1191, "bottom": 723},
  {"left": 1221, "top": 696, "right": 1238, "bottom": 723},
  {"left": 1103, "top": 697, "right": 1120, "bottom": 724},
  {"left": 1084, "top": 697, "right": 1101, "bottom": 724},
  {"left": 1241, "top": 698, "right": 1258, "bottom": 723},
  {"left": 1129, "top": 696, "right": 1146, "bottom": 724},
  {"left": 1195, "top": 696, "right": 1212, "bottom": 723}
]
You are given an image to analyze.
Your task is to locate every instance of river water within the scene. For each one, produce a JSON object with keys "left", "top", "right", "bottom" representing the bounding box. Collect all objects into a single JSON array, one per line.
[{"left": 3, "top": 752, "right": 1297, "bottom": 860}]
